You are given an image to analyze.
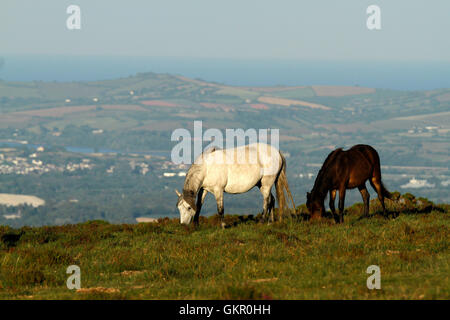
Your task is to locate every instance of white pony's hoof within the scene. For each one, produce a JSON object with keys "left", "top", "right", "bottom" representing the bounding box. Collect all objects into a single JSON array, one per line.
[{"left": 221, "top": 222, "right": 226, "bottom": 229}]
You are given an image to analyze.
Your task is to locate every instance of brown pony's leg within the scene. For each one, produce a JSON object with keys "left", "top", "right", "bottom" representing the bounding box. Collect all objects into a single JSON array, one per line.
[
  {"left": 358, "top": 184, "right": 370, "bottom": 218},
  {"left": 370, "top": 177, "right": 387, "bottom": 218},
  {"left": 337, "top": 186, "right": 346, "bottom": 223},
  {"left": 329, "top": 190, "right": 337, "bottom": 220}
]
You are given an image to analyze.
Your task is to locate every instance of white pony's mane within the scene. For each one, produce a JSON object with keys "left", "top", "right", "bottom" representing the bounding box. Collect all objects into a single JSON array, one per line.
[{"left": 184, "top": 147, "right": 220, "bottom": 194}]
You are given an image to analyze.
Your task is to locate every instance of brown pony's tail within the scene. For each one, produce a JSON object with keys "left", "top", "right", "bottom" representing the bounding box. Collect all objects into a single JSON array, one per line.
[
  {"left": 275, "top": 153, "right": 296, "bottom": 222},
  {"left": 372, "top": 156, "right": 392, "bottom": 200},
  {"left": 380, "top": 181, "right": 392, "bottom": 199},
  {"left": 370, "top": 175, "right": 392, "bottom": 200}
]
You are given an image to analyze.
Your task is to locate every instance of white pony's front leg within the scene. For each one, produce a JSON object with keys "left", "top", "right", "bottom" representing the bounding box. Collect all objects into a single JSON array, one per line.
[
  {"left": 194, "top": 188, "right": 208, "bottom": 226},
  {"left": 213, "top": 189, "right": 225, "bottom": 229}
]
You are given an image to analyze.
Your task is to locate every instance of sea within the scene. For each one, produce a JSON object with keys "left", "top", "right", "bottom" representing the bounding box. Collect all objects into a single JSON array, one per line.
[{"left": 1, "top": 55, "right": 450, "bottom": 91}]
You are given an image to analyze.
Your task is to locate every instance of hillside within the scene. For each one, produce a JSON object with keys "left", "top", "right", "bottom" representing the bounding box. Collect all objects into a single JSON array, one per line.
[
  {"left": 0, "top": 197, "right": 448, "bottom": 300},
  {"left": 0, "top": 73, "right": 449, "bottom": 226}
]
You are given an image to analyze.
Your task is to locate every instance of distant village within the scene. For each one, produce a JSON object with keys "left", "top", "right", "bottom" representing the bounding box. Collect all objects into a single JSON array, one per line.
[
  {"left": 0, "top": 146, "right": 94, "bottom": 175},
  {"left": 0, "top": 143, "right": 323, "bottom": 184},
  {"left": 0, "top": 144, "right": 190, "bottom": 178},
  {"left": 2, "top": 144, "right": 444, "bottom": 189}
]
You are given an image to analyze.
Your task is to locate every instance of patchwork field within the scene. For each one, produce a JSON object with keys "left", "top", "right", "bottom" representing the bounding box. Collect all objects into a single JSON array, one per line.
[
  {"left": 257, "top": 96, "right": 331, "bottom": 110},
  {"left": 312, "top": 86, "right": 376, "bottom": 97},
  {"left": 0, "top": 194, "right": 45, "bottom": 208}
]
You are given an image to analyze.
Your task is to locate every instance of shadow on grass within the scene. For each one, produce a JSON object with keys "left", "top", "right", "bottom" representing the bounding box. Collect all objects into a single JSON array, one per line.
[
  {"left": 0, "top": 231, "right": 24, "bottom": 248},
  {"left": 353, "top": 210, "right": 398, "bottom": 222}
]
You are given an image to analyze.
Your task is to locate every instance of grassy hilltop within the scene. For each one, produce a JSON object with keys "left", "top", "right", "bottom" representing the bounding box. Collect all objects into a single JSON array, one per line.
[{"left": 0, "top": 195, "right": 448, "bottom": 300}]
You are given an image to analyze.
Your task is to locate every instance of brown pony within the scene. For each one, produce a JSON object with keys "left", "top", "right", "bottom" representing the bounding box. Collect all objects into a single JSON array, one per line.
[{"left": 306, "top": 144, "right": 392, "bottom": 223}]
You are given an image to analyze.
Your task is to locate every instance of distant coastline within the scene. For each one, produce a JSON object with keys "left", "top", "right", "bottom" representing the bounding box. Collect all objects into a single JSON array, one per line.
[{"left": 1, "top": 55, "right": 450, "bottom": 91}]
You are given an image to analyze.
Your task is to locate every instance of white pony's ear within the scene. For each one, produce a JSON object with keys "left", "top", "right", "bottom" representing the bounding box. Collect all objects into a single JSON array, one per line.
[{"left": 175, "top": 189, "right": 182, "bottom": 197}]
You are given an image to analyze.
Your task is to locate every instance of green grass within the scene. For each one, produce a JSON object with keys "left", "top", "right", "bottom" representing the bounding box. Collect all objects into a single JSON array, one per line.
[{"left": 0, "top": 203, "right": 448, "bottom": 300}]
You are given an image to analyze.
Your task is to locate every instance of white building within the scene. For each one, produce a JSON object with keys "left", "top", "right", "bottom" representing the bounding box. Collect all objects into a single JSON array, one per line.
[{"left": 163, "top": 172, "right": 176, "bottom": 177}]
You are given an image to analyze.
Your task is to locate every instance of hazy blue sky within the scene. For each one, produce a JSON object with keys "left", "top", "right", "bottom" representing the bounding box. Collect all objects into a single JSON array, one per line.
[{"left": 1, "top": 0, "right": 450, "bottom": 61}]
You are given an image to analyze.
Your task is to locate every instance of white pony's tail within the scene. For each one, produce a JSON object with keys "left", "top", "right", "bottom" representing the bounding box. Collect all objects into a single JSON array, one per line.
[{"left": 275, "top": 153, "right": 296, "bottom": 222}]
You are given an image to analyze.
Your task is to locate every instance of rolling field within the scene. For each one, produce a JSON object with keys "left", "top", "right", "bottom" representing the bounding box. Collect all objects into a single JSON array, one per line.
[
  {"left": 0, "top": 200, "right": 448, "bottom": 300},
  {"left": 0, "top": 194, "right": 45, "bottom": 208}
]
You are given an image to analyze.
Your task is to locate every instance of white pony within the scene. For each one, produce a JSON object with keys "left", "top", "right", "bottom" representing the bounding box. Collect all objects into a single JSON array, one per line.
[{"left": 175, "top": 143, "right": 295, "bottom": 227}]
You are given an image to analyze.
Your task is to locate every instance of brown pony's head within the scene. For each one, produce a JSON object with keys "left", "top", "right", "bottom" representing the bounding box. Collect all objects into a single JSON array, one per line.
[{"left": 306, "top": 192, "right": 324, "bottom": 219}]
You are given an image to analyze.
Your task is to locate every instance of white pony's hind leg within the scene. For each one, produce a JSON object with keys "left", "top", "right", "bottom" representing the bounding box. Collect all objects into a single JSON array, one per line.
[
  {"left": 268, "top": 192, "right": 275, "bottom": 223},
  {"left": 259, "top": 178, "right": 275, "bottom": 224}
]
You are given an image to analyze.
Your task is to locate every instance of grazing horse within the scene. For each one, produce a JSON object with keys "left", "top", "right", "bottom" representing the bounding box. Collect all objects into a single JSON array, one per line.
[
  {"left": 306, "top": 144, "right": 392, "bottom": 223},
  {"left": 175, "top": 143, "right": 295, "bottom": 227}
]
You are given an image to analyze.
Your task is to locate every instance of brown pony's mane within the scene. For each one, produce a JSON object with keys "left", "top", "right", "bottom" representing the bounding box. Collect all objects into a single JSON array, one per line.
[{"left": 312, "top": 148, "right": 343, "bottom": 194}]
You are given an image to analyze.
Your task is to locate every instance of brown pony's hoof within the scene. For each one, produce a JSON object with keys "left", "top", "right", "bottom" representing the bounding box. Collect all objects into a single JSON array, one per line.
[
  {"left": 310, "top": 214, "right": 322, "bottom": 222},
  {"left": 333, "top": 214, "right": 340, "bottom": 224},
  {"left": 334, "top": 216, "right": 344, "bottom": 224},
  {"left": 382, "top": 211, "right": 392, "bottom": 220},
  {"left": 358, "top": 214, "right": 370, "bottom": 221}
]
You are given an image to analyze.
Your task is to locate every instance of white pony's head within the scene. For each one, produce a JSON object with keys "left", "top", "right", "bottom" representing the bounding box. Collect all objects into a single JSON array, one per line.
[{"left": 175, "top": 189, "right": 196, "bottom": 224}]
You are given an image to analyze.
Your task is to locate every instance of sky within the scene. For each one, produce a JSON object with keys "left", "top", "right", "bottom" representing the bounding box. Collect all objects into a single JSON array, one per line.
[{"left": 1, "top": 0, "right": 450, "bottom": 61}]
